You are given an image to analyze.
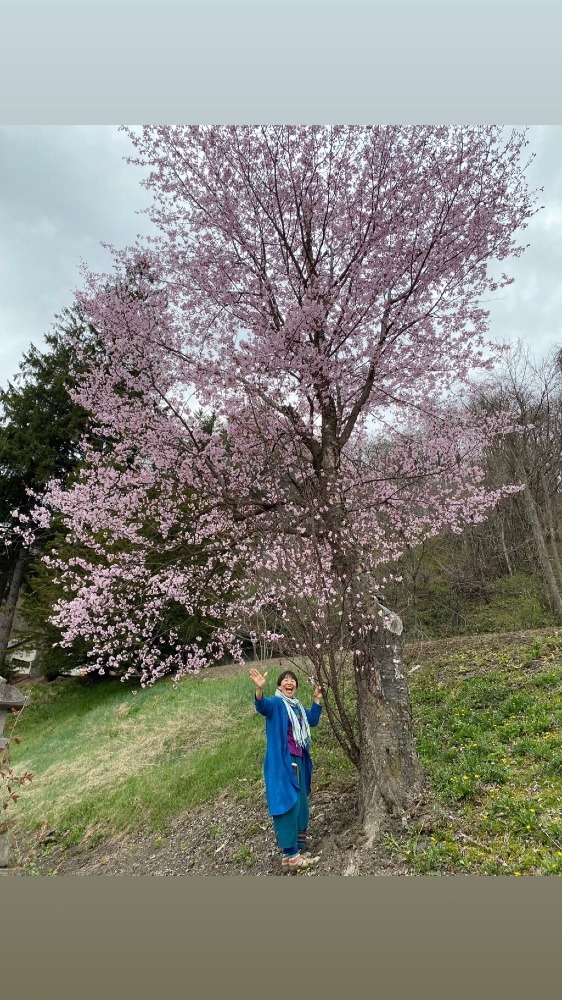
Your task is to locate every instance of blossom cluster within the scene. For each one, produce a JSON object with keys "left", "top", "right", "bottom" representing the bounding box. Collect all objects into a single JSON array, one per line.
[{"left": 33, "top": 127, "right": 535, "bottom": 685}]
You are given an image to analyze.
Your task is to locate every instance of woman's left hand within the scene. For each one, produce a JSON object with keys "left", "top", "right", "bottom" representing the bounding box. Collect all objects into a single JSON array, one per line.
[{"left": 313, "top": 685, "right": 323, "bottom": 703}]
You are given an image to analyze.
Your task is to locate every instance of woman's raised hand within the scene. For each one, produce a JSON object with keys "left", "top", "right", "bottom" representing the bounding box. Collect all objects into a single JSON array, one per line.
[{"left": 249, "top": 667, "right": 268, "bottom": 691}]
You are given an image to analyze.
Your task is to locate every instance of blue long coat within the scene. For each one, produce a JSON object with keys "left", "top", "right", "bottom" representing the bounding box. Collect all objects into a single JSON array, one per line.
[{"left": 254, "top": 695, "right": 322, "bottom": 817}]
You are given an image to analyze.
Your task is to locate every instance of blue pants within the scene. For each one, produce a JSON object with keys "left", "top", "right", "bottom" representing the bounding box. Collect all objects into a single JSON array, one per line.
[{"left": 272, "top": 755, "right": 309, "bottom": 856}]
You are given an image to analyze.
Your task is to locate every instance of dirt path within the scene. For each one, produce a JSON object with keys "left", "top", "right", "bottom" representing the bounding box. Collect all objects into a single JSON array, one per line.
[{"left": 3, "top": 781, "right": 417, "bottom": 877}]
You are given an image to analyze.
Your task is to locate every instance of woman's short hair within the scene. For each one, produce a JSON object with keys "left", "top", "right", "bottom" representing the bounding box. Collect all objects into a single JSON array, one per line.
[{"left": 276, "top": 669, "right": 298, "bottom": 688}]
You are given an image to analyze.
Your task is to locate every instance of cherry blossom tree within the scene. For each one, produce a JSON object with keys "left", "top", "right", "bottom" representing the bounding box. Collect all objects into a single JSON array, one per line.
[{"left": 39, "top": 127, "right": 536, "bottom": 839}]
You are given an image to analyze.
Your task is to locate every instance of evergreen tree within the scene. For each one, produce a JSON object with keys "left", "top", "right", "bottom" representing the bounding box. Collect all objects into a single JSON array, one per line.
[{"left": 0, "top": 313, "right": 90, "bottom": 673}]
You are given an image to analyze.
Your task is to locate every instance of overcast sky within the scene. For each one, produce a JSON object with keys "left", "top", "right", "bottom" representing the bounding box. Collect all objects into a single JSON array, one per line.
[{"left": 1, "top": 125, "right": 562, "bottom": 391}]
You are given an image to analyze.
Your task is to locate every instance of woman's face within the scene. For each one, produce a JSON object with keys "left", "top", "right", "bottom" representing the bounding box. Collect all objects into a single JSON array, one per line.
[{"left": 278, "top": 674, "right": 298, "bottom": 698}]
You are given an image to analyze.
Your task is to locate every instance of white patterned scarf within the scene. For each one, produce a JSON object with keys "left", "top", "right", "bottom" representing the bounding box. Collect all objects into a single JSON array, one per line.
[{"left": 275, "top": 690, "right": 311, "bottom": 749}]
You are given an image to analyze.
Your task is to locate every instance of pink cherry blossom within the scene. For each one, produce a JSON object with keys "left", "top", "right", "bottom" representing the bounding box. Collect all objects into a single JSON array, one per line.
[{"left": 26, "top": 128, "right": 537, "bottom": 822}]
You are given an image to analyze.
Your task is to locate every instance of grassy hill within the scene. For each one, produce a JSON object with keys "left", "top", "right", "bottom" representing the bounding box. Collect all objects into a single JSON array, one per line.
[{"left": 6, "top": 628, "right": 562, "bottom": 876}]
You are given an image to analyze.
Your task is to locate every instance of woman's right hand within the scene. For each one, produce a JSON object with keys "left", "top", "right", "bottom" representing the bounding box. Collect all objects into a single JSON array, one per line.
[{"left": 249, "top": 667, "right": 268, "bottom": 694}]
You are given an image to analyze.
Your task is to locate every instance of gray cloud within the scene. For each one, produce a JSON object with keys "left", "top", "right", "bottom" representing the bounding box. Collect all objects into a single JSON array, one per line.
[
  {"left": 486, "top": 127, "right": 562, "bottom": 359},
  {"left": 0, "top": 126, "right": 155, "bottom": 385}
]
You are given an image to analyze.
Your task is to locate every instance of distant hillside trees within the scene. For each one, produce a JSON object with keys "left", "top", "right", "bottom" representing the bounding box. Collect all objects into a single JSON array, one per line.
[{"left": 385, "top": 344, "right": 562, "bottom": 638}]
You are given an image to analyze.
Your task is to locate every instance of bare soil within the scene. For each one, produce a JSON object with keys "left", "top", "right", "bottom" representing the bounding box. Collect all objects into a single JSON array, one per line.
[{"left": 3, "top": 779, "right": 421, "bottom": 876}]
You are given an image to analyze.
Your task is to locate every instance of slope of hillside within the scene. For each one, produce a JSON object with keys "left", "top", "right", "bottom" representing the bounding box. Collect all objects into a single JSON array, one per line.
[{"left": 4, "top": 628, "right": 562, "bottom": 876}]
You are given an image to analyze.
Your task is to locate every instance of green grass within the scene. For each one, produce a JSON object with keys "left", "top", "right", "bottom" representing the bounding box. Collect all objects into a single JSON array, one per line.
[
  {"left": 459, "top": 573, "right": 557, "bottom": 635},
  {"left": 5, "top": 672, "right": 269, "bottom": 847},
  {"left": 6, "top": 665, "right": 353, "bottom": 853},
  {"left": 398, "top": 629, "right": 562, "bottom": 875},
  {"left": 8, "top": 628, "right": 562, "bottom": 875},
  {"left": 400, "top": 571, "right": 557, "bottom": 640}
]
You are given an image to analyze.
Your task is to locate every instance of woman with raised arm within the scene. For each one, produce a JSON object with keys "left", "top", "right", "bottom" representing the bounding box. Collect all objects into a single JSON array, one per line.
[{"left": 249, "top": 665, "right": 323, "bottom": 873}]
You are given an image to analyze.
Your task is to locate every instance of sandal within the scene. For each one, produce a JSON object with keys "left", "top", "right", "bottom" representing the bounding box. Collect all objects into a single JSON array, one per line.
[{"left": 281, "top": 853, "right": 316, "bottom": 872}]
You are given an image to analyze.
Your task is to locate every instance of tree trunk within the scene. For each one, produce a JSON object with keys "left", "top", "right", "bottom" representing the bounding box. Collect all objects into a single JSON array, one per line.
[
  {"left": 521, "top": 483, "right": 562, "bottom": 624},
  {"left": 353, "top": 597, "right": 425, "bottom": 845},
  {"left": 499, "top": 520, "right": 513, "bottom": 576},
  {"left": 540, "top": 473, "right": 562, "bottom": 590},
  {"left": 0, "top": 544, "right": 28, "bottom": 672}
]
